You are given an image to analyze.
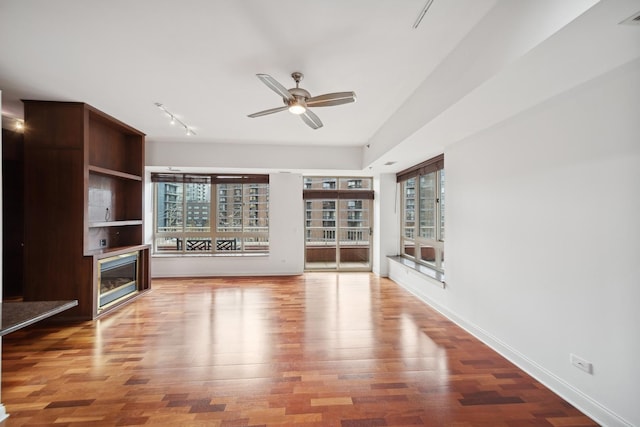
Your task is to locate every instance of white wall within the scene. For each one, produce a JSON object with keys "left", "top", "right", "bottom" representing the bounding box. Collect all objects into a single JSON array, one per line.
[
  {"left": 372, "top": 173, "right": 399, "bottom": 277},
  {"left": 147, "top": 140, "right": 363, "bottom": 172},
  {"left": 363, "top": 0, "right": 600, "bottom": 170},
  {"left": 151, "top": 172, "right": 304, "bottom": 277},
  {"left": 391, "top": 59, "right": 640, "bottom": 427}
]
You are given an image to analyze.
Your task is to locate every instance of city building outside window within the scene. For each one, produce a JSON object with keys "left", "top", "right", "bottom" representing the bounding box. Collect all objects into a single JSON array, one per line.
[{"left": 152, "top": 173, "right": 269, "bottom": 254}]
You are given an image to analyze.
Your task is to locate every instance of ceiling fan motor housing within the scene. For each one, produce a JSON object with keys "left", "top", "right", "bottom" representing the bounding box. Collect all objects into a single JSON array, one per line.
[{"left": 285, "top": 87, "right": 311, "bottom": 108}]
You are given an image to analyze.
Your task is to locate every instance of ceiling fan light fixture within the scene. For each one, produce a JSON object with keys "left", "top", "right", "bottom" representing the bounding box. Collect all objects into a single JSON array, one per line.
[{"left": 288, "top": 103, "right": 306, "bottom": 115}]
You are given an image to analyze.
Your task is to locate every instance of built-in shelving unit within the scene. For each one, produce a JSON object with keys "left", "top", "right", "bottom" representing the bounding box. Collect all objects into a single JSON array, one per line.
[
  {"left": 22, "top": 101, "right": 150, "bottom": 319},
  {"left": 88, "top": 220, "right": 144, "bottom": 228},
  {"left": 88, "top": 165, "right": 142, "bottom": 181}
]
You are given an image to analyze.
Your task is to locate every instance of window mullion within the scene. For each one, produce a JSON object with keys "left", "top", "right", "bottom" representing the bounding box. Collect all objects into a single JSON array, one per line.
[
  {"left": 214, "top": 183, "right": 218, "bottom": 245},
  {"left": 181, "top": 182, "right": 187, "bottom": 253},
  {"left": 414, "top": 181, "right": 420, "bottom": 245},
  {"left": 435, "top": 176, "right": 441, "bottom": 242},
  {"left": 435, "top": 172, "right": 442, "bottom": 269},
  {"left": 240, "top": 184, "right": 246, "bottom": 243}
]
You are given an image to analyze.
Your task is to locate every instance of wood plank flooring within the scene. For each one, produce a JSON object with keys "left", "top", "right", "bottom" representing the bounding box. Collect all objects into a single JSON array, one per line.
[{"left": 1, "top": 273, "right": 598, "bottom": 426}]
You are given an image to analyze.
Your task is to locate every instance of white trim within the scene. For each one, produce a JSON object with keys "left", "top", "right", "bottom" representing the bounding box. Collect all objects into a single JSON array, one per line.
[
  {"left": 388, "top": 256, "right": 445, "bottom": 288},
  {"left": 389, "top": 270, "right": 633, "bottom": 427},
  {"left": 0, "top": 403, "right": 8, "bottom": 422}
]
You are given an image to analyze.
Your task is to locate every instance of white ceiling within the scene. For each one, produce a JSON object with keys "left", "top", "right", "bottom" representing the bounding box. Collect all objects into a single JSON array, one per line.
[{"left": 1, "top": 0, "right": 638, "bottom": 175}]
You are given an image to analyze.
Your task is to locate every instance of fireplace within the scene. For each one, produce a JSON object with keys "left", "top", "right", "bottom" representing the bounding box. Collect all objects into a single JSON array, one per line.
[{"left": 97, "top": 251, "right": 139, "bottom": 309}]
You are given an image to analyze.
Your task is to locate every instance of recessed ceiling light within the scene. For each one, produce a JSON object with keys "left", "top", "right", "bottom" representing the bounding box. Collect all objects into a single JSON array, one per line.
[{"left": 384, "top": 161, "right": 397, "bottom": 166}]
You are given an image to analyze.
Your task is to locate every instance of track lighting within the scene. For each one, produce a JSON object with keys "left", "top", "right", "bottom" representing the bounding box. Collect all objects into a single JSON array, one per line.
[
  {"left": 154, "top": 102, "right": 196, "bottom": 136},
  {"left": 413, "top": 0, "right": 435, "bottom": 29}
]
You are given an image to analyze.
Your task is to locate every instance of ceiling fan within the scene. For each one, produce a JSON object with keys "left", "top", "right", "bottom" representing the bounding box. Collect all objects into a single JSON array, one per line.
[{"left": 247, "top": 72, "right": 356, "bottom": 129}]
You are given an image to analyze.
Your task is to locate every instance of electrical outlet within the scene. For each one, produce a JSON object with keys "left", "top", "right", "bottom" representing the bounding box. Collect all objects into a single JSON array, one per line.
[
  {"left": 570, "top": 353, "right": 593, "bottom": 374},
  {"left": 99, "top": 239, "right": 107, "bottom": 247}
]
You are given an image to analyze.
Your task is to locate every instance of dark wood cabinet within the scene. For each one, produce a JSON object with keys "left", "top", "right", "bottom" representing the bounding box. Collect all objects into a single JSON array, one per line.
[
  {"left": 22, "top": 101, "right": 150, "bottom": 319},
  {"left": 2, "top": 128, "right": 25, "bottom": 298}
]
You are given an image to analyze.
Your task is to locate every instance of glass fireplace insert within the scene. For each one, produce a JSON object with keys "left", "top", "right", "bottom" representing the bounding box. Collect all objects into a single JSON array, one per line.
[{"left": 97, "top": 251, "right": 139, "bottom": 309}]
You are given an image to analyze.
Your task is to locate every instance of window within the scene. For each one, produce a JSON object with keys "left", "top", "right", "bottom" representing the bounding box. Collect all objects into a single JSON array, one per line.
[
  {"left": 397, "top": 155, "right": 444, "bottom": 272},
  {"left": 322, "top": 179, "right": 337, "bottom": 189},
  {"left": 152, "top": 173, "right": 269, "bottom": 254},
  {"left": 347, "top": 179, "right": 362, "bottom": 189}
]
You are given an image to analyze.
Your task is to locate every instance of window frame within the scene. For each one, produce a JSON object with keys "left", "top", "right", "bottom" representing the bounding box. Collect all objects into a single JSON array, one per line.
[
  {"left": 397, "top": 155, "right": 445, "bottom": 273},
  {"left": 152, "top": 173, "right": 269, "bottom": 255}
]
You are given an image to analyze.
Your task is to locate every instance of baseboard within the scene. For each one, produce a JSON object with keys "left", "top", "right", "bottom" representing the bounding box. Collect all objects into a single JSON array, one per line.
[
  {"left": 390, "top": 271, "right": 633, "bottom": 427},
  {"left": 0, "top": 403, "right": 8, "bottom": 422},
  {"left": 151, "top": 271, "right": 304, "bottom": 278}
]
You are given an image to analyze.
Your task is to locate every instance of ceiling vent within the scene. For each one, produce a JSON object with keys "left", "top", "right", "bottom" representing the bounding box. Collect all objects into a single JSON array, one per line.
[{"left": 620, "top": 10, "right": 640, "bottom": 25}]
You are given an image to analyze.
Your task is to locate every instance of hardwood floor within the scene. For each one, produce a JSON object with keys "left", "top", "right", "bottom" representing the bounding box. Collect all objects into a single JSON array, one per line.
[{"left": 1, "top": 273, "right": 597, "bottom": 426}]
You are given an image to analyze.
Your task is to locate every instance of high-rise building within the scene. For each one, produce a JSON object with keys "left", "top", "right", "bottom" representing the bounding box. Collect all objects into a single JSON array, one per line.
[{"left": 156, "top": 183, "right": 182, "bottom": 231}]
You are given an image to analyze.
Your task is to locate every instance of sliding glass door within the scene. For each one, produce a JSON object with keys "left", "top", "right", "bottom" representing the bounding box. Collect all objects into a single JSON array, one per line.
[{"left": 303, "top": 177, "right": 372, "bottom": 271}]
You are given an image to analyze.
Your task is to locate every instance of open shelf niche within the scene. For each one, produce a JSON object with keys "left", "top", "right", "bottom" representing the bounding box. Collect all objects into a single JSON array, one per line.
[{"left": 22, "top": 101, "right": 150, "bottom": 319}]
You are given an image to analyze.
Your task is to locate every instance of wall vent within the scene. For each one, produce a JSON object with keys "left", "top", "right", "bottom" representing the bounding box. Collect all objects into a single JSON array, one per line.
[{"left": 620, "top": 10, "right": 640, "bottom": 25}]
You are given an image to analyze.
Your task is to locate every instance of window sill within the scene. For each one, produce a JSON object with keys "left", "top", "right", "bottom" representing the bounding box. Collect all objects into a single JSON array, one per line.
[
  {"left": 152, "top": 253, "right": 269, "bottom": 258},
  {"left": 388, "top": 255, "right": 445, "bottom": 287}
]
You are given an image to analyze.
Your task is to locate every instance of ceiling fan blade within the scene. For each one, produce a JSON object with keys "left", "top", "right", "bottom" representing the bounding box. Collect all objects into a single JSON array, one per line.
[
  {"left": 247, "top": 106, "right": 289, "bottom": 118},
  {"left": 306, "top": 91, "right": 356, "bottom": 107},
  {"left": 257, "top": 74, "right": 294, "bottom": 100},
  {"left": 300, "top": 109, "right": 323, "bottom": 129}
]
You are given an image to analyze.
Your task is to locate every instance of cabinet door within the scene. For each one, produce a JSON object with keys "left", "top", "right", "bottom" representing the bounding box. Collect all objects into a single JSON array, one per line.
[
  {"left": 23, "top": 148, "right": 86, "bottom": 302},
  {"left": 2, "top": 128, "right": 25, "bottom": 297}
]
